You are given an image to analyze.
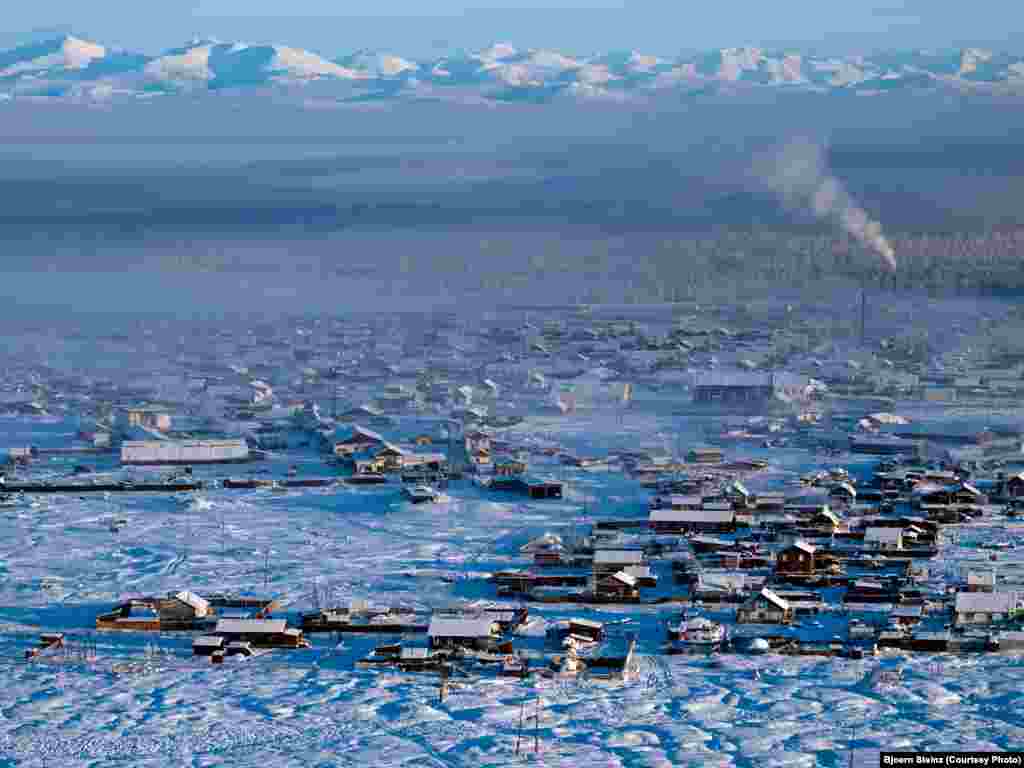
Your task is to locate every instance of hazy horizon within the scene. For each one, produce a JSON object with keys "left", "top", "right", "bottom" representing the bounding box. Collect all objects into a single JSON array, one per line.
[{"left": 4, "top": 0, "right": 1024, "bottom": 57}]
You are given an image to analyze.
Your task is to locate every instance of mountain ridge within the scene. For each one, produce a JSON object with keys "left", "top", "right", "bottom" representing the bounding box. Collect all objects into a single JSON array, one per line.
[{"left": 2, "top": 33, "right": 1024, "bottom": 104}]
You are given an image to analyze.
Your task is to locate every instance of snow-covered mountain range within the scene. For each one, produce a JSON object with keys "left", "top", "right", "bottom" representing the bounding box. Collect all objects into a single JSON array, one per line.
[{"left": 2, "top": 34, "right": 1024, "bottom": 104}]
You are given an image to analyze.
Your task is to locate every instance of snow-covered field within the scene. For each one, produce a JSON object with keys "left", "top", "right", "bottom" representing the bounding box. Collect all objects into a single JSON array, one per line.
[{"left": 2, "top": 408, "right": 1024, "bottom": 767}]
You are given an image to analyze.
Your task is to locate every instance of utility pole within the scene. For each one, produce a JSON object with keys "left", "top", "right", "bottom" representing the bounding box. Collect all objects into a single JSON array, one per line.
[
  {"left": 515, "top": 699, "right": 525, "bottom": 756},
  {"left": 184, "top": 502, "right": 191, "bottom": 561},
  {"left": 439, "top": 664, "right": 449, "bottom": 703},
  {"left": 263, "top": 546, "right": 271, "bottom": 592},
  {"left": 534, "top": 696, "right": 540, "bottom": 754}
]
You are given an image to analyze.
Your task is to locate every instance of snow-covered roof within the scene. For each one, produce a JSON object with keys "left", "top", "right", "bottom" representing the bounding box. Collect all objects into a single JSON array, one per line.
[
  {"left": 427, "top": 616, "right": 498, "bottom": 638},
  {"left": 192, "top": 635, "right": 224, "bottom": 648},
  {"left": 666, "top": 495, "right": 703, "bottom": 508},
  {"left": 173, "top": 590, "right": 210, "bottom": 615},
  {"left": 955, "top": 591, "right": 1022, "bottom": 614},
  {"left": 758, "top": 588, "right": 790, "bottom": 610},
  {"left": 830, "top": 482, "right": 857, "bottom": 497},
  {"left": 621, "top": 565, "right": 654, "bottom": 579},
  {"left": 594, "top": 549, "right": 644, "bottom": 565},
  {"left": 967, "top": 570, "right": 996, "bottom": 585},
  {"left": 864, "top": 527, "right": 902, "bottom": 544},
  {"left": 700, "top": 573, "right": 749, "bottom": 593},
  {"left": 694, "top": 371, "right": 808, "bottom": 388},
  {"left": 608, "top": 571, "right": 638, "bottom": 587},
  {"left": 215, "top": 618, "right": 287, "bottom": 635},
  {"left": 520, "top": 533, "right": 565, "bottom": 553},
  {"left": 790, "top": 540, "right": 817, "bottom": 555},
  {"left": 649, "top": 508, "right": 734, "bottom": 524}
]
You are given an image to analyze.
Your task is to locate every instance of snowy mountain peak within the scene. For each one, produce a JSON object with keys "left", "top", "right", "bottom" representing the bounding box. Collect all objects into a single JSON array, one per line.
[
  {"left": 0, "top": 34, "right": 107, "bottom": 78},
  {"left": 478, "top": 42, "right": 518, "bottom": 62},
  {"left": 2, "top": 35, "right": 1024, "bottom": 104},
  {"left": 337, "top": 50, "right": 418, "bottom": 78}
]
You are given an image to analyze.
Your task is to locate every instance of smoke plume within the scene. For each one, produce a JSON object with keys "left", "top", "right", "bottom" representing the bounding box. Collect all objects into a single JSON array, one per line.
[{"left": 764, "top": 137, "right": 896, "bottom": 271}]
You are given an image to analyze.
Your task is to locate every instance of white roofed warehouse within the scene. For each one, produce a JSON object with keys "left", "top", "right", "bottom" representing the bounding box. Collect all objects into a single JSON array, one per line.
[
  {"left": 692, "top": 372, "right": 811, "bottom": 406},
  {"left": 954, "top": 591, "right": 1024, "bottom": 626},
  {"left": 427, "top": 615, "right": 500, "bottom": 650},
  {"left": 648, "top": 507, "right": 736, "bottom": 534},
  {"left": 121, "top": 439, "right": 249, "bottom": 465}
]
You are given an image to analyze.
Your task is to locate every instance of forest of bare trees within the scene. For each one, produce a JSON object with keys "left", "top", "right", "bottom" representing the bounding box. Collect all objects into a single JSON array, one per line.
[{"left": 435, "top": 227, "right": 1024, "bottom": 305}]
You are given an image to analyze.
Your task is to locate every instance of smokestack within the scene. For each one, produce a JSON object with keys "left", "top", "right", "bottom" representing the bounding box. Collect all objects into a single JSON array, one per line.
[
  {"left": 860, "top": 280, "right": 867, "bottom": 347},
  {"left": 761, "top": 138, "right": 897, "bottom": 273}
]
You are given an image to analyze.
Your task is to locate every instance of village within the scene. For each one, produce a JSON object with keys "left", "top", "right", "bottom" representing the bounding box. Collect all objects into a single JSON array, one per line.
[{"left": 3, "top": 297, "right": 1024, "bottom": 764}]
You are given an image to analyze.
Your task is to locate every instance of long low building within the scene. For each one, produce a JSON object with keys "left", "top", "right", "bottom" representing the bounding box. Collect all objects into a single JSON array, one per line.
[
  {"left": 649, "top": 507, "right": 736, "bottom": 533},
  {"left": 121, "top": 439, "right": 250, "bottom": 465},
  {"left": 692, "top": 372, "right": 811, "bottom": 406}
]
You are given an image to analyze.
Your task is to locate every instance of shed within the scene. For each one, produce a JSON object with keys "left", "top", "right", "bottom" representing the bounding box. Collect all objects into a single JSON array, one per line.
[
  {"left": 213, "top": 618, "right": 307, "bottom": 647},
  {"left": 737, "top": 587, "right": 794, "bottom": 624}
]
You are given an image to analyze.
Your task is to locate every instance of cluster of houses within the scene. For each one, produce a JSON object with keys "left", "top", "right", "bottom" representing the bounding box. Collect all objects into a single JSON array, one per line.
[
  {"left": 485, "top": 446, "right": 1024, "bottom": 655},
  {"left": 11, "top": 302, "right": 1024, "bottom": 674}
]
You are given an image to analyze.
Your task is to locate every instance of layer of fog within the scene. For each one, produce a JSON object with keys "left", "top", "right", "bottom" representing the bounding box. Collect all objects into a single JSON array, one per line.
[{"left": 1, "top": 90, "right": 1023, "bottom": 314}]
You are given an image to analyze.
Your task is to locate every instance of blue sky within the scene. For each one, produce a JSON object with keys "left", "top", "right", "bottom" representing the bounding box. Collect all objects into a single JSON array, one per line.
[{"left": 4, "top": 0, "right": 1020, "bottom": 56}]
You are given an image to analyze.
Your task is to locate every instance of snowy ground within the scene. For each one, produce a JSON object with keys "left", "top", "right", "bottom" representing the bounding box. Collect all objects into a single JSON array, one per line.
[{"left": 2, "top": 407, "right": 1024, "bottom": 767}]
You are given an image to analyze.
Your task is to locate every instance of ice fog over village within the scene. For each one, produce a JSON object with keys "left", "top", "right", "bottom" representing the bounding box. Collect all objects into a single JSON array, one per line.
[{"left": 6, "top": 11, "right": 1024, "bottom": 768}]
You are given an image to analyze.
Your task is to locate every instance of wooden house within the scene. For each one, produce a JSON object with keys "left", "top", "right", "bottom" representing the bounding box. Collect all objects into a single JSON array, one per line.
[
  {"left": 464, "top": 430, "right": 492, "bottom": 465},
  {"left": 808, "top": 507, "right": 843, "bottom": 534},
  {"left": 333, "top": 425, "right": 386, "bottom": 457},
  {"left": 775, "top": 541, "right": 817, "bottom": 576},
  {"left": 1005, "top": 473, "right": 1024, "bottom": 499},
  {"left": 95, "top": 600, "right": 161, "bottom": 631},
  {"left": 401, "top": 451, "right": 448, "bottom": 473},
  {"left": 889, "top": 604, "right": 924, "bottom": 627},
  {"left": 844, "top": 579, "right": 900, "bottom": 604},
  {"left": 621, "top": 565, "right": 657, "bottom": 588},
  {"left": 828, "top": 482, "right": 856, "bottom": 504},
  {"left": 754, "top": 493, "right": 786, "bottom": 514},
  {"left": 567, "top": 618, "right": 605, "bottom": 642},
  {"left": 157, "top": 591, "right": 211, "bottom": 627},
  {"left": 687, "top": 446, "right": 723, "bottom": 464},
  {"left": 489, "top": 475, "right": 563, "bottom": 499},
  {"left": 650, "top": 494, "right": 703, "bottom": 512},
  {"left": 595, "top": 571, "right": 640, "bottom": 600},
  {"left": 213, "top": 618, "right": 309, "bottom": 648},
  {"left": 737, "top": 588, "right": 793, "bottom": 624},
  {"left": 494, "top": 459, "right": 528, "bottom": 476}
]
